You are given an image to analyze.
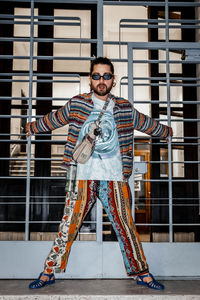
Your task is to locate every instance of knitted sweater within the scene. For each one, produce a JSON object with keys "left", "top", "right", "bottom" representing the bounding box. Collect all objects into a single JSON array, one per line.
[{"left": 30, "top": 92, "right": 170, "bottom": 179}]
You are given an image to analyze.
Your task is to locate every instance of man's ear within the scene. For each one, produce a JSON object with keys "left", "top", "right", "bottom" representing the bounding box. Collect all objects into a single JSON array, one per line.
[{"left": 112, "top": 75, "right": 116, "bottom": 87}]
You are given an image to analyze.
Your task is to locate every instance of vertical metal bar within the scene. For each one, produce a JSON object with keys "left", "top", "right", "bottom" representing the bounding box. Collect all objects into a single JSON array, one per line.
[
  {"left": 196, "top": 0, "right": 200, "bottom": 215},
  {"left": 128, "top": 44, "right": 135, "bottom": 219},
  {"left": 119, "top": 21, "right": 121, "bottom": 59},
  {"left": 79, "top": 19, "right": 81, "bottom": 57},
  {"left": 97, "top": 0, "right": 103, "bottom": 57},
  {"left": 128, "top": 44, "right": 133, "bottom": 103},
  {"left": 25, "top": 0, "right": 34, "bottom": 241},
  {"left": 165, "top": 0, "right": 173, "bottom": 243},
  {"left": 96, "top": 0, "right": 103, "bottom": 244}
]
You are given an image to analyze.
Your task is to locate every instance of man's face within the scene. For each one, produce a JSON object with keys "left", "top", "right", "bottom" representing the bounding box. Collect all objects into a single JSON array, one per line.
[{"left": 90, "top": 64, "right": 114, "bottom": 97}]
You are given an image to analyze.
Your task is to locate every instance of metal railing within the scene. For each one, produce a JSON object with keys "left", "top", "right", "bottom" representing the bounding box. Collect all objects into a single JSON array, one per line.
[{"left": 0, "top": 0, "right": 199, "bottom": 244}]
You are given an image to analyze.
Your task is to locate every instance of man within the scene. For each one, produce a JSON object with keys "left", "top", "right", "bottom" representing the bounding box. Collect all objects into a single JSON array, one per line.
[{"left": 26, "top": 57, "right": 172, "bottom": 290}]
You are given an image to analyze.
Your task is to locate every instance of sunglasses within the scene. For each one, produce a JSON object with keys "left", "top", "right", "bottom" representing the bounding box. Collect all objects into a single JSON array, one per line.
[{"left": 91, "top": 73, "right": 113, "bottom": 80}]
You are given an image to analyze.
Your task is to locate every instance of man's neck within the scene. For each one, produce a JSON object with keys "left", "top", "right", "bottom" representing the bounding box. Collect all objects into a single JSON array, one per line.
[{"left": 93, "top": 92, "right": 109, "bottom": 101}]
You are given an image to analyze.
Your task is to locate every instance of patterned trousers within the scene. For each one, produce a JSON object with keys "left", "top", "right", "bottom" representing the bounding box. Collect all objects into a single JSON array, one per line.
[{"left": 44, "top": 180, "right": 149, "bottom": 276}]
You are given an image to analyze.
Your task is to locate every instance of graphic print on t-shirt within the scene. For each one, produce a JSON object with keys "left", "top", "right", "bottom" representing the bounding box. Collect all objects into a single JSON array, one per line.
[{"left": 78, "top": 110, "right": 119, "bottom": 159}]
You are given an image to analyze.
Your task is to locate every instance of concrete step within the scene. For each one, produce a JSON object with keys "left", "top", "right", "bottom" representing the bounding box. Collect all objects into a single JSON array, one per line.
[{"left": 0, "top": 279, "right": 200, "bottom": 300}]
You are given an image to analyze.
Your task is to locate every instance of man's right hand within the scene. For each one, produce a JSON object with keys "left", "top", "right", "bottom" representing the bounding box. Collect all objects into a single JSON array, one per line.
[{"left": 25, "top": 122, "right": 31, "bottom": 138}]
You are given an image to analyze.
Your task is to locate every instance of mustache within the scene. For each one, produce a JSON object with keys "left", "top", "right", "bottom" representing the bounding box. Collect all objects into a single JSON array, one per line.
[{"left": 97, "top": 84, "right": 106, "bottom": 88}]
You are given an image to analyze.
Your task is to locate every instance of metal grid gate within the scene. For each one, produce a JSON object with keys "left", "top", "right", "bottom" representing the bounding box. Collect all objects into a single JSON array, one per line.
[{"left": 0, "top": 0, "right": 200, "bottom": 278}]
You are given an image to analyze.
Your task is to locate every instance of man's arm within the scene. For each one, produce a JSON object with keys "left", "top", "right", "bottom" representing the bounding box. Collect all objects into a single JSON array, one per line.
[
  {"left": 132, "top": 107, "right": 173, "bottom": 139},
  {"left": 26, "top": 100, "right": 71, "bottom": 137}
]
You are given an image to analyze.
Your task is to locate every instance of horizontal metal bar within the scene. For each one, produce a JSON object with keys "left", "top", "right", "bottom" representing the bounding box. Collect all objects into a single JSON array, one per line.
[
  {"left": 0, "top": 14, "right": 81, "bottom": 21},
  {"left": 120, "top": 24, "right": 200, "bottom": 29},
  {"left": 0, "top": 20, "right": 81, "bottom": 26},
  {"left": 0, "top": 202, "right": 66, "bottom": 205},
  {"left": 0, "top": 79, "right": 80, "bottom": 83},
  {"left": 120, "top": 19, "right": 200, "bottom": 25},
  {"left": 0, "top": 196, "right": 65, "bottom": 198},
  {"left": 126, "top": 83, "right": 200, "bottom": 87},
  {"left": 0, "top": 140, "right": 198, "bottom": 146},
  {"left": 0, "top": 140, "right": 198, "bottom": 145},
  {"left": 1, "top": 0, "right": 200, "bottom": 6},
  {"left": 104, "top": 1, "right": 200, "bottom": 7},
  {"left": 0, "top": 55, "right": 93, "bottom": 61},
  {"left": 1, "top": 54, "right": 199, "bottom": 65},
  {"left": 4, "top": 73, "right": 200, "bottom": 82},
  {"left": 1, "top": 176, "right": 200, "bottom": 182},
  {"left": 129, "top": 42, "right": 200, "bottom": 50},
  {"left": 3, "top": 79, "right": 200, "bottom": 86},
  {"left": 133, "top": 101, "right": 197, "bottom": 104},
  {"left": 0, "top": 97, "right": 70, "bottom": 101},
  {"left": 34, "top": 0, "right": 98, "bottom": 3},
  {"left": 1, "top": 97, "right": 200, "bottom": 104},
  {"left": 1, "top": 80, "right": 199, "bottom": 86},
  {"left": 1, "top": 157, "right": 199, "bottom": 164},
  {"left": 0, "top": 37, "right": 97, "bottom": 43},
  {"left": 2, "top": 115, "right": 200, "bottom": 122},
  {"left": 1, "top": 221, "right": 199, "bottom": 227},
  {"left": 0, "top": 73, "right": 81, "bottom": 78},
  {"left": 0, "top": 196, "right": 198, "bottom": 200},
  {"left": 135, "top": 223, "right": 200, "bottom": 226},
  {"left": 122, "top": 77, "right": 200, "bottom": 81},
  {"left": 143, "top": 179, "right": 200, "bottom": 183},
  {"left": 1, "top": 202, "right": 199, "bottom": 207},
  {"left": 0, "top": 176, "right": 65, "bottom": 179}
]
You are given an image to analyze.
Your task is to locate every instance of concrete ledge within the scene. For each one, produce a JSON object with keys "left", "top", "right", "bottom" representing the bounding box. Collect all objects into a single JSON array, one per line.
[{"left": 0, "top": 279, "right": 200, "bottom": 300}]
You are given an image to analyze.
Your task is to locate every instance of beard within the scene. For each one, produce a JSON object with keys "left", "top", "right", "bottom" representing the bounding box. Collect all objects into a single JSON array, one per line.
[{"left": 91, "top": 82, "right": 113, "bottom": 96}]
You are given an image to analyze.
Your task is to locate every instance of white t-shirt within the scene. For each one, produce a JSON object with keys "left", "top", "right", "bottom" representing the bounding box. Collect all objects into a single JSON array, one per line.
[{"left": 76, "top": 93, "right": 123, "bottom": 181}]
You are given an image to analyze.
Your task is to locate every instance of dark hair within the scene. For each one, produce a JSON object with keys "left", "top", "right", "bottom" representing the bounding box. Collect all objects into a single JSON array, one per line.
[{"left": 90, "top": 57, "right": 114, "bottom": 75}]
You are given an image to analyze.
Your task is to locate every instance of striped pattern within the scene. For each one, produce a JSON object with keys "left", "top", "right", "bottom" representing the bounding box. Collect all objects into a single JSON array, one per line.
[
  {"left": 99, "top": 181, "right": 148, "bottom": 275},
  {"left": 44, "top": 180, "right": 149, "bottom": 276},
  {"left": 30, "top": 92, "right": 170, "bottom": 179}
]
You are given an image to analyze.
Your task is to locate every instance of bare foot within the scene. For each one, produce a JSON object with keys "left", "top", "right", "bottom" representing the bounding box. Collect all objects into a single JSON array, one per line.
[
  {"left": 40, "top": 272, "right": 54, "bottom": 282},
  {"left": 137, "top": 272, "right": 152, "bottom": 283}
]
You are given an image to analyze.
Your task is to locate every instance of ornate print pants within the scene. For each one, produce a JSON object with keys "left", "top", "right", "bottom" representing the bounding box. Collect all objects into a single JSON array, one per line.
[{"left": 44, "top": 180, "right": 149, "bottom": 276}]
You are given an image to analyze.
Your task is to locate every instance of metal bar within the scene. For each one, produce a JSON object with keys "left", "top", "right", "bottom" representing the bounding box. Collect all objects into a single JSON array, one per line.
[
  {"left": 0, "top": 37, "right": 97, "bottom": 43},
  {"left": 119, "top": 18, "right": 200, "bottom": 24},
  {"left": 104, "top": 1, "right": 200, "bottom": 6},
  {"left": 2, "top": 114, "right": 200, "bottom": 121},
  {"left": 0, "top": 14, "right": 81, "bottom": 20},
  {"left": 119, "top": 24, "right": 200, "bottom": 29},
  {"left": 0, "top": 79, "right": 80, "bottom": 83},
  {"left": 1, "top": 176, "right": 200, "bottom": 182},
  {"left": 96, "top": 0, "right": 103, "bottom": 245},
  {"left": 4, "top": 158, "right": 200, "bottom": 164},
  {"left": 127, "top": 44, "right": 136, "bottom": 220},
  {"left": 118, "top": 42, "right": 200, "bottom": 50},
  {"left": 118, "top": 76, "right": 200, "bottom": 81},
  {"left": 0, "top": 221, "right": 199, "bottom": 226},
  {"left": 97, "top": 0, "right": 103, "bottom": 57},
  {"left": 25, "top": 0, "right": 34, "bottom": 242},
  {"left": 0, "top": 20, "right": 81, "bottom": 26},
  {"left": 1, "top": 96, "right": 200, "bottom": 103},
  {"left": 1, "top": 0, "right": 200, "bottom": 6},
  {"left": 2, "top": 202, "right": 200, "bottom": 207},
  {"left": 165, "top": 0, "right": 173, "bottom": 243}
]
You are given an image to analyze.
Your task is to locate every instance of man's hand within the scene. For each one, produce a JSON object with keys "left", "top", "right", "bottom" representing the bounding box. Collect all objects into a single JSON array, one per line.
[
  {"left": 166, "top": 126, "right": 173, "bottom": 144},
  {"left": 25, "top": 122, "right": 31, "bottom": 138}
]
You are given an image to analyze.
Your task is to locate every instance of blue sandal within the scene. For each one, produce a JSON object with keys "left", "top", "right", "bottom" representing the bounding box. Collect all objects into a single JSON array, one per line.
[
  {"left": 136, "top": 273, "right": 164, "bottom": 290},
  {"left": 29, "top": 272, "right": 55, "bottom": 289}
]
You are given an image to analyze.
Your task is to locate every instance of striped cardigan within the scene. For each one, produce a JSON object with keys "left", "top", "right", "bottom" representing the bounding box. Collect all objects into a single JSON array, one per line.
[{"left": 30, "top": 92, "right": 170, "bottom": 179}]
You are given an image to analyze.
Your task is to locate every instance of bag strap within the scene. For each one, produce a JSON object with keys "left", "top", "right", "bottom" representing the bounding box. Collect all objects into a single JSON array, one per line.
[{"left": 96, "top": 97, "right": 110, "bottom": 124}]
